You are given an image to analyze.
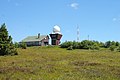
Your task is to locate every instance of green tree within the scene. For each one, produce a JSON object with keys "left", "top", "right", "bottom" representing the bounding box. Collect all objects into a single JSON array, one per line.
[
  {"left": 105, "top": 41, "right": 112, "bottom": 48},
  {"left": 109, "top": 45, "right": 116, "bottom": 51},
  {"left": 14, "top": 42, "right": 20, "bottom": 48},
  {"left": 60, "top": 41, "right": 73, "bottom": 48},
  {"left": 117, "top": 46, "right": 120, "bottom": 52},
  {"left": 99, "top": 42, "right": 105, "bottom": 48},
  {"left": 80, "top": 40, "right": 93, "bottom": 49},
  {"left": 111, "top": 41, "right": 116, "bottom": 46},
  {"left": 115, "top": 42, "right": 120, "bottom": 46},
  {"left": 72, "top": 41, "right": 79, "bottom": 49},
  {"left": 19, "top": 42, "right": 27, "bottom": 49},
  {"left": 90, "top": 43, "right": 100, "bottom": 50},
  {"left": 0, "top": 23, "right": 18, "bottom": 55}
]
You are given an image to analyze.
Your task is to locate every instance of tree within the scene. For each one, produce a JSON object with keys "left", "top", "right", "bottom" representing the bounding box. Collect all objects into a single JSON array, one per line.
[
  {"left": 105, "top": 41, "right": 112, "bottom": 48},
  {"left": 19, "top": 42, "right": 27, "bottom": 49},
  {"left": 14, "top": 42, "right": 20, "bottom": 48},
  {"left": 60, "top": 40, "right": 101, "bottom": 50},
  {"left": 116, "top": 42, "right": 120, "bottom": 46},
  {"left": 72, "top": 41, "right": 79, "bottom": 49},
  {"left": 60, "top": 41, "right": 73, "bottom": 48},
  {"left": 90, "top": 43, "right": 100, "bottom": 50},
  {"left": 109, "top": 45, "right": 116, "bottom": 51},
  {"left": 0, "top": 23, "right": 18, "bottom": 56},
  {"left": 80, "top": 40, "right": 94, "bottom": 49},
  {"left": 99, "top": 42, "right": 105, "bottom": 48},
  {"left": 117, "top": 46, "right": 120, "bottom": 52}
]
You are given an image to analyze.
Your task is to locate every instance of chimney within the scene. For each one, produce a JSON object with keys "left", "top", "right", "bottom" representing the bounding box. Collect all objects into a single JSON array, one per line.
[{"left": 38, "top": 33, "right": 40, "bottom": 38}]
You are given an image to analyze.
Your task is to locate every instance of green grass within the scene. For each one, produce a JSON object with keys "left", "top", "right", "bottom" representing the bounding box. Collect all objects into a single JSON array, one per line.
[{"left": 0, "top": 46, "right": 120, "bottom": 80}]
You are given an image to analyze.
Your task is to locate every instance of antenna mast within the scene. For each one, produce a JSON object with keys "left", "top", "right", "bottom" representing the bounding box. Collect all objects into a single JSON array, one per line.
[
  {"left": 88, "top": 35, "right": 89, "bottom": 41},
  {"left": 77, "top": 25, "right": 80, "bottom": 42}
]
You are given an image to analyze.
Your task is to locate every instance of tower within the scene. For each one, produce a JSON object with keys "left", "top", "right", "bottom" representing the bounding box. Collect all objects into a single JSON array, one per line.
[
  {"left": 49, "top": 25, "right": 62, "bottom": 45},
  {"left": 77, "top": 26, "right": 80, "bottom": 42}
]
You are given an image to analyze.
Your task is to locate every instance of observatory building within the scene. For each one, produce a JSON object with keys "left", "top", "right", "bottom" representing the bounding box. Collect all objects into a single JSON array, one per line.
[{"left": 49, "top": 25, "right": 62, "bottom": 45}]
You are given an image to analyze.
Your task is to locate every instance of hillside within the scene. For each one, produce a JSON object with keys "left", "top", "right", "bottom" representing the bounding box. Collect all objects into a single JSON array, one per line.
[{"left": 0, "top": 47, "right": 120, "bottom": 80}]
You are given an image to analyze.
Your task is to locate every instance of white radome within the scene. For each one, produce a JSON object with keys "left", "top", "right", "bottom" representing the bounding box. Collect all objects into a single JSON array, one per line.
[{"left": 53, "top": 25, "right": 61, "bottom": 33}]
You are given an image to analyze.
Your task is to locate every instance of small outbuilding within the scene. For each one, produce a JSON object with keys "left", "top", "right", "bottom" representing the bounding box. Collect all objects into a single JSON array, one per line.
[{"left": 21, "top": 33, "right": 49, "bottom": 46}]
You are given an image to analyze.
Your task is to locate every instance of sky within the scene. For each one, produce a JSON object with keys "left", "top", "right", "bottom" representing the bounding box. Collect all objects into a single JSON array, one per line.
[{"left": 0, "top": 0, "right": 120, "bottom": 43}]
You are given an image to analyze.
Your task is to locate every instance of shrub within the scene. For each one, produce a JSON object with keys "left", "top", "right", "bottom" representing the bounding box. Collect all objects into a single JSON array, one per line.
[
  {"left": 117, "top": 46, "right": 120, "bottom": 52},
  {"left": 14, "top": 42, "right": 20, "bottom": 48},
  {"left": 80, "top": 40, "right": 94, "bottom": 49},
  {"left": 109, "top": 45, "right": 116, "bottom": 51},
  {"left": 72, "top": 41, "right": 79, "bottom": 49},
  {"left": 60, "top": 41, "right": 73, "bottom": 48},
  {"left": 60, "top": 40, "right": 120, "bottom": 51},
  {"left": 116, "top": 42, "right": 120, "bottom": 46},
  {"left": 19, "top": 42, "right": 27, "bottom": 49},
  {"left": 67, "top": 46, "right": 73, "bottom": 50},
  {"left": 104, "top": 41, "right": 112, "bottom": 48},
  {"left": 61, "top": 40, "right": 100, "bottom": 50},
  {"left": 90, "top": 43, "right": 100, "bottom": 50}
]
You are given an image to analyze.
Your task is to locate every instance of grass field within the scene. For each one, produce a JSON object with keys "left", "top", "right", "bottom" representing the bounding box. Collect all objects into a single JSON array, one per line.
[{"left": 0, "top": 46, "right": 120, "bottom": 80}]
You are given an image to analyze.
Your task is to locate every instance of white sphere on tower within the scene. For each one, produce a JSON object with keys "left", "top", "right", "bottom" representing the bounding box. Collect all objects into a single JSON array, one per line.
[{"left": 53, "top": 25, "right": 61, "bottom": 34}]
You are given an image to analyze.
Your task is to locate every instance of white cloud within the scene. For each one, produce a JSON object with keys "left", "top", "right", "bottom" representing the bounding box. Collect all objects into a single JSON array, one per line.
[
  {"left": 70, "top": 3, "right": 79, "bottom": 9},
  {"left": 113, "top": 18, "right": 117, "bottom": 21},
  {"left": 112, "top": 16, "right": 120, "bottom": 23}
]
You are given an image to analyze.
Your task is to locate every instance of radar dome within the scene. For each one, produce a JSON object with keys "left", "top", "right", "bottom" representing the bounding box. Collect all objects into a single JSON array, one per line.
[{"left": 53, "top": 25, "right": 61, "bottom": 33}]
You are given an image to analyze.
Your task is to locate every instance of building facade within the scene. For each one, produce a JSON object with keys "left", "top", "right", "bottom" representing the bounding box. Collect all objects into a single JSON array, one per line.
[
  {"left": 50, "top": 25, "right": 62, "bottom": 45},
  {"left": 21, "top": 34, "right": 49, "bottom": 46}
]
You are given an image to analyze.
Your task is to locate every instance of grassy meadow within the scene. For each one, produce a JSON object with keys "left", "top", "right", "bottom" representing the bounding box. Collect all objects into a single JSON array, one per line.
[{"left": 0, "top": 46, "right": 120, "bottom": 80}]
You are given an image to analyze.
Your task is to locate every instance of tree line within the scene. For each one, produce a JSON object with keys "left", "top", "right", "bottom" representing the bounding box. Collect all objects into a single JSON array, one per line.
[{"left": 60, "top": 40, "right": 120, "bottom": 52}]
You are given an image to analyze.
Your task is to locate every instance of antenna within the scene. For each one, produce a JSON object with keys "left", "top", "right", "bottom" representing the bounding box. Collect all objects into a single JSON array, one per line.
[
  {"left": 88, "top": 35, "right": 89, "bottom": 41},
  {"left": 77, "top": 25, "right": 80, "bottom": 42}
]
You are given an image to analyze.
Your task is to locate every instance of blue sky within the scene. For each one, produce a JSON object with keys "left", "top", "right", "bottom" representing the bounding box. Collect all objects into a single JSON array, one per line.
[{"left": 0, "top": 0, "right": 120, "bottom": 42}]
